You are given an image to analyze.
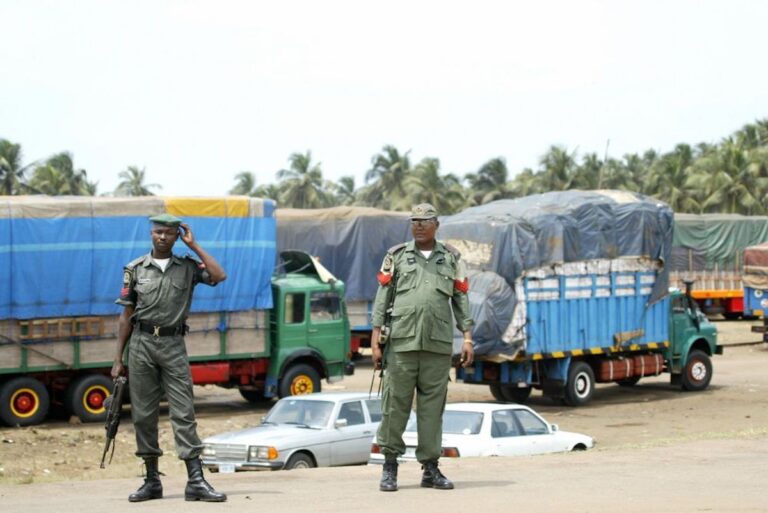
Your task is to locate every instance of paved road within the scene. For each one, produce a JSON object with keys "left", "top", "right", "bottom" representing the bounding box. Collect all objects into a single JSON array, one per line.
[{"left": 1, "top": 437, "right": 765, "bottom": 513}]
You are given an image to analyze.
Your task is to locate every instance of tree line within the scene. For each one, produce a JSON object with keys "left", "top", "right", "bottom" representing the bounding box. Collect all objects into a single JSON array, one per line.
[{"left": 2, "top": 118, "right": 767, "bottom": 214}]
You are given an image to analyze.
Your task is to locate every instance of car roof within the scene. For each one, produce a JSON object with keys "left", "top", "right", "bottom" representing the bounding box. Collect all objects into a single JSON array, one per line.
[
  {"left": 277, "top": 392, "right": 380, "bottom": 402},
  {"left": 444, "top": 402, "right": 534, "bottom": 414}
]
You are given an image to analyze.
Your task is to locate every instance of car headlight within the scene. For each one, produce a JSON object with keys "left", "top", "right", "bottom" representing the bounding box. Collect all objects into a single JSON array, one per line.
[
  {"left": 202, "top": 444, "right": 216, "bottom": 457},
  {"left": 248, "top": 446, "right": 279, "bottom": 461}
]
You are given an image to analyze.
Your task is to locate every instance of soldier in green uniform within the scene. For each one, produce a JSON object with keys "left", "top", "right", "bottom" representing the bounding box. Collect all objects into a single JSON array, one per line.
[
  {"left": 371, "top": 203, "right": 474, "bottom": 492},
  {"left": 111, "top": 213, "right": 228, "bottom": 503}
]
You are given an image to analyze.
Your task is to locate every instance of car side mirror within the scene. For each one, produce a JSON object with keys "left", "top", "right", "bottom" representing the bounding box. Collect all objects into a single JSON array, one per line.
[
  {"left": 334, "top": 418, "right": 348, "bottom": 429},
  {"left": 550, "top": 424, "right": 559, "bottom": 432}
]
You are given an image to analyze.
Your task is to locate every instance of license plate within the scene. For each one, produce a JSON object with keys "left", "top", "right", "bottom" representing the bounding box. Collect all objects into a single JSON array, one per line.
[{"left": 218, "top": 463, "right": 236, "bottom": 473}]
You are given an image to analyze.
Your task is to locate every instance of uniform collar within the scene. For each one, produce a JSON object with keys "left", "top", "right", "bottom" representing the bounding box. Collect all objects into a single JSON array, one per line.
[
  {"left": 405, "top": 240, "right": 445, "bottom": 253},
  {"left": 141, "top": 252, "right": 182, "bottom": 268}
]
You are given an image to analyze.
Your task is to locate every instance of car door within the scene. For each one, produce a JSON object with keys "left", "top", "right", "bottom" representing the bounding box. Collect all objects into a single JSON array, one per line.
[
  {"left": 330, "top": 400, "right": 376, "bottom": 466},
  {"left": 512, "top": 409, "right": 562, "bottom": 454},
  {"left": 490, "top": 409, "right": 534, "bottom": 456}
]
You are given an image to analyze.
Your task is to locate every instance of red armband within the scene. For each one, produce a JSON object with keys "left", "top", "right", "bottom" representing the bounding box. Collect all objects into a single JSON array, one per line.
[
  {"left": 377, "top": 272, "right": 392, "bottom": 286},
  {"left": 454, "top": 278, "right": 469, "bottom": 293}
]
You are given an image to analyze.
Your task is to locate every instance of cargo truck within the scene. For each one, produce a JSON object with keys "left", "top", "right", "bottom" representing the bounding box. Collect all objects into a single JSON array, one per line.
[
  {"left": 439, "top": 191, "right": 722, "bottom": 406},
  {"left": 671, "top": 213, "right": 768, "bottom": 319},
  {"left": 0, "top": 196, "right": 353, "bottom": 427}
]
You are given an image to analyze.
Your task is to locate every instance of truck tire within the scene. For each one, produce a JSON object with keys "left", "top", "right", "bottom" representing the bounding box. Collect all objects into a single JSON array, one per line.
[
  {"left": 239, "top": 388, "right": 267, "bottom": 403},
  {"left": 0, "top": 377, "right": 50, "bottom": 426},
  {"left": 564, "top": 361, "right": 595, "bottom": 407},
  {"left": 489, "top": 384, "right": 532, "bottom": 403},
  {"left": 279, "top": 364, "right": 321, "bottom": 398},
  {"left": 66, "top": 374, "right": 112, "bottom": 423},
  {"left": 681, "top": 350, "right": 713, "bottom": 391}
]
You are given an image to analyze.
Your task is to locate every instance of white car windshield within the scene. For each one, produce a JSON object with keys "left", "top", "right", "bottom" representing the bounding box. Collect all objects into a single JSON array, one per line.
[
  {"left": 263, "top": 399, "right": 334, "bottom": 428},
  {"left": 405, "top": 411, "right": 484, "bottom": 435}
]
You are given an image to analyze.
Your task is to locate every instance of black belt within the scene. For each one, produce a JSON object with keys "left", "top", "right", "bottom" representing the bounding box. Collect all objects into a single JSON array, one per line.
[{"left": 137, "top": 322, "right": 188, "bottom": 337}]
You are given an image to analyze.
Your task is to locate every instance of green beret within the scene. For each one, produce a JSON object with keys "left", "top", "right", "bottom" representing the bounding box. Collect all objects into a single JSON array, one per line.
[
  {"left": 410, "top": 203, "right": 438, "bottom": 220},
  {"left": 149, "top": 213, "right": 183, "bottom": 227}
]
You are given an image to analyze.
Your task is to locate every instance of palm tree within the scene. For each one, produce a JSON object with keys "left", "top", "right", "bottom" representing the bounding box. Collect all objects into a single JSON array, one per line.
[
  {"left": 114, "top": 166, "right": 161, "bottom": 196},
  {"left": 507, "top": 168, "right": 542, "bottom": 198},
  {"left": 277, "top": 151, "right": 334, "bottom": 208},
  {"left": 644, "top": 144, "right": 699, "bottom": 212},
  {"left": 465, "top": 157, "right": 509, "bottom": 205},
  {"left": 0, "top": 139, "right": 34, "bottom": 195},
  {"left": 362, "top": 145, "right": 412, "bottom": 209},
  {"left": 230, "top": 171, "right": 257, "bottom": 196},
  {"left": 538, "top": 145, "right": 577, "bottom": 191},
  {"left": 27, "top": 152, "right": 96, "bottom": 195},
  {"left": 405, "top": 158, "right": 466, "bottom": 215},
  {"left": 333, "top": 176, "right": 356, "bottom": 205}
]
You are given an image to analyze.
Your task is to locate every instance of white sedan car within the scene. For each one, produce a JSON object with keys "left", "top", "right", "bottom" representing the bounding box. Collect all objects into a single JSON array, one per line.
[
  {"left": 203, "top": 392, "right": 382, "bottom": 471},
  {"left": 370, "top": 402, "right": 593, "bottom": 462}
]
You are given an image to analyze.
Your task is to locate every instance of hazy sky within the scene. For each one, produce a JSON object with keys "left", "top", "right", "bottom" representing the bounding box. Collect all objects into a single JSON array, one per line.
[{"left": 1, "top": 0, "right": 766, "bottom": 196}]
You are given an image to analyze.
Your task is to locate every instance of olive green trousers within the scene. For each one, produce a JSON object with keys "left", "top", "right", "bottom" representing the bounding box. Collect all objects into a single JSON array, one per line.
[
  {"left": 377, "top": 350, "right": 451, "bottom": 463},
  {"left": 127, "top": 332, "right": 203, "bottom": 460}
]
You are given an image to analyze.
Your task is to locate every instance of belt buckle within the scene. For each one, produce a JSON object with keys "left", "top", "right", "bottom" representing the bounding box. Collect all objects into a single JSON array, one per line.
[{"left": 152, "top": 325, "right": 160, "bottom": 338}]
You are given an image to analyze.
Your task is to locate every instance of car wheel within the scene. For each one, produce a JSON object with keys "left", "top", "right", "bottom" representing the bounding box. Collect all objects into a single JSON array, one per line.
[
  {"left": 66, "top": 374, "right": 112, "bottom": 423},
  {"left": 279, "top": 364, "right": 321, "bottom": 398},
  {"left": 285, "top": 452, "right": 315, "bottom": 470},
  {"left": 681, "top": 350, "right": 712, "bottom": 391},
  {"left": 564, "top": 361, "right": 595, "bottom": 407},
  {"left": 617, "top": 376, "right": 641, "bottom": 387},
  {"left": 0, "top": 377, "right": 50, "bottom": 426}
]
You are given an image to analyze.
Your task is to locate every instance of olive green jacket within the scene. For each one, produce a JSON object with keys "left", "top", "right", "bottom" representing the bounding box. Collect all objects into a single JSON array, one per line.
[{"left": 372, "top": 240, "right": 473, "bottom": 354}]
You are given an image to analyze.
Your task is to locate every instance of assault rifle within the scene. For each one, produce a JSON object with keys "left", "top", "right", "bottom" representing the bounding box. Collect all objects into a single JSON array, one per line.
[{"left": 99, "top": 376, "right": 127, "bottom": 469}]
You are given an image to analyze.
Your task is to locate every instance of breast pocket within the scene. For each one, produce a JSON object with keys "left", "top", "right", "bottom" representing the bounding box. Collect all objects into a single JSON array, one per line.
[
  {"left": 395, "top": 264, "right": 418, "bottom": 293},
  {"left": 436, "top": 265, "right": 455, "bottom": 297},
  {"left": 135, "top": 281, "right": 160, "bottom": 307},
  {"left": 168, "top": 278, "right": 190, "bottom": 303}
]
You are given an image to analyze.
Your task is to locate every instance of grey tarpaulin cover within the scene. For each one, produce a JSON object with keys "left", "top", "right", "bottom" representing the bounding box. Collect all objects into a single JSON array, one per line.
[
  {"left": 439, "top": 190, "right": 674, "bottom": 355},
  {"left": 276, "top": 207, "right": 411, "bottom": 301}
]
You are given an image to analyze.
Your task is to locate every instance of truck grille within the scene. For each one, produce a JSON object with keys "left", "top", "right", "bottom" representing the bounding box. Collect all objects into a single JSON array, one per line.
[{"left": 210, "top": 444, "right": 247, "bottom": 462}]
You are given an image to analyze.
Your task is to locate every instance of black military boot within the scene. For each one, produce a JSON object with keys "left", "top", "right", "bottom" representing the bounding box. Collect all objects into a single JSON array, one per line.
[
  {"left": 128, "top": 457, "right": 163, "bottom": 502},
  {"left": 379, "top": 459, "right": 399, "bottom": 492},
  {"left": 421, "top": 460, "right": 454, "bottom": 490},
  {"left": 184, "top": 457, "right": 227, "bottom": 502}
]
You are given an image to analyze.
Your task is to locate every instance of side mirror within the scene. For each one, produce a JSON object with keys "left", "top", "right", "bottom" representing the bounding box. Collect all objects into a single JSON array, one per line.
[
  {"left": 334, "top": 418, "right": 349, "bottom": 429},
  {"left": 550, "top": 424, "right": 559, "bottom": 433}
]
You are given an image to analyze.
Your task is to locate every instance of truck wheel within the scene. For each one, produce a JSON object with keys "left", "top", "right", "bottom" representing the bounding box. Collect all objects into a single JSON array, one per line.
[
  {"left": 681, "top": 350, "right": 713, "bottom": 391},
  {"left": 66, "top": 374, "right": 112, "bottom": 422},
  {"left": 490, "top": 384, "right": 532, "bottom": 403},
  {"left": 0, "top": 377, "right": 50, "bottom": 426},
  {"left": 617, "top": 376, "right": 641, "bottom": 387},
  {"left": 284, "top": 452, "right": 315, "bottom": 470},
  {"left": 239, "top": 388, "right": 266, "bottom": 403},
  {"left": 564, "top": 361, "right": 595, "bottom": 407},
  {"left": 279, "top": 364, "right": 321, "bottom": 398}
]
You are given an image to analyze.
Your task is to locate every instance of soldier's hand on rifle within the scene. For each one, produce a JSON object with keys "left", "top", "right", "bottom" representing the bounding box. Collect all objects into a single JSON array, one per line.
[
  {"left": 371, "top": 327, "right": 383, "bottom": 370},
  {"left": 111, "top": 360, "right": 125, "bottom": 379}
]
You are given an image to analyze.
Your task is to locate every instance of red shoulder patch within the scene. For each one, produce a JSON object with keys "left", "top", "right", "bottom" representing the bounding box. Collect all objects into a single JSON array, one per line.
[
  {"left": 454, "top": 278, "right": 469, "bottom": 293},
  {"left": 377, "top": 272, "right": 392, "bottom": 286}
]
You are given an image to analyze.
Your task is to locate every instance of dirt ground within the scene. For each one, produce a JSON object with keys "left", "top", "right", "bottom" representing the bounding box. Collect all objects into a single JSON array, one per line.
[{"left": 0, "top": 319, "right": 767, "bottom": 511}]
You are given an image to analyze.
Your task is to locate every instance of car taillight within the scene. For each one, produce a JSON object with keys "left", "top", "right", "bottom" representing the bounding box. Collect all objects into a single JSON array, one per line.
[
  {"left": 441, "top": 447, "right": 460, "bottom": 458},
  {"left": 370, "top": 443, "right": 381, "bottom": 454}
]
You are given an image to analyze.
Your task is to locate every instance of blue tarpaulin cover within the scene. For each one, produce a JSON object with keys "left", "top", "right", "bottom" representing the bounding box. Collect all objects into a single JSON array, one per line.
[{"left": 0, "top": 196, "right": 276, "bottom": 320}]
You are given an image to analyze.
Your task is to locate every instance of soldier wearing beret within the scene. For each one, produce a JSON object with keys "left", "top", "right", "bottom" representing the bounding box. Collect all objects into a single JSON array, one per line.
[
  {"left": 372, "top": 203, "right": 474, "bottom": 492},
  {"left": 111, "top": 213, "right": 228, "bottom": 502}
]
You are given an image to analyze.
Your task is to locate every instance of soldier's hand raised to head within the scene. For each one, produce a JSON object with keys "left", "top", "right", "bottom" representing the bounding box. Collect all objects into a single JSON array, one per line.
[{"left": 179, "top": 223, "right": 195, "bottom": 247}]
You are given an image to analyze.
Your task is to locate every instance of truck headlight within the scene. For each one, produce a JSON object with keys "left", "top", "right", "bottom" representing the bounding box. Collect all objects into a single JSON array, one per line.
[
  {"left": 248, "top": 446, "right": 278, "bottom": 461},
  {"left": 202, "top": 445, "right": 216, "bottom": 457}
]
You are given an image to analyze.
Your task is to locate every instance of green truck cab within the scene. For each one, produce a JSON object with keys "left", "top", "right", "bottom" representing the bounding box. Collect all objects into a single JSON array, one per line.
[
  {"left": 266, "top": 252, "right": 354, "bottom": 398},
  {"left": 667, "top": 288, "right": 722, "bottom": 391}
]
